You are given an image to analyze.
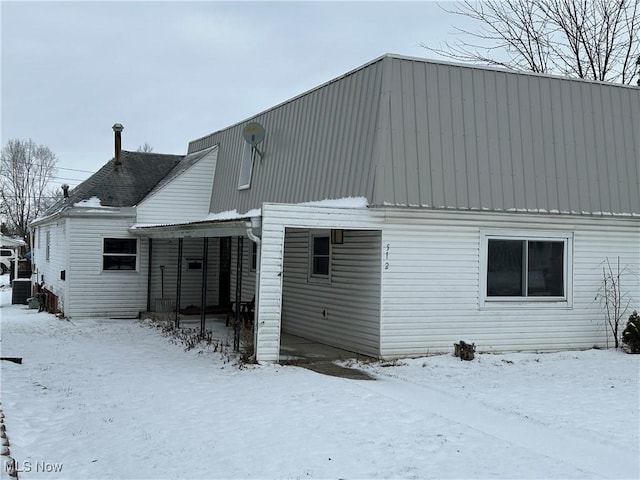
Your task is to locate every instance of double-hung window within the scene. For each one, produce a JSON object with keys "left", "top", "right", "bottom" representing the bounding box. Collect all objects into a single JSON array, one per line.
[
  {"left": 309, "top": 232, "right": 330, "bottom": 280},
  {"left": 103, "top": 238, "right": 137, "bottom": 271},
  {"left": 481, "top": 231, "right": 571, "bottom": 304}
]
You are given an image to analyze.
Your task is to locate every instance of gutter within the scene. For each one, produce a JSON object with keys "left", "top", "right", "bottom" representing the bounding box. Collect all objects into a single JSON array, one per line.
[
  {"left": 30, "top": 205, "right": 135, "bottom": 229},
  {"left": 245, "top": 216, "right": 262, "bottom": 362}
]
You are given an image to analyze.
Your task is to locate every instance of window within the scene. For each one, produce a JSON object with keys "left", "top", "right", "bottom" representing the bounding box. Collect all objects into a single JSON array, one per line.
[
  {"left": 250, "top": 242, "right": 257, "bottom": 271},
  {"left": 187, "top": 259, "right": 202, "bottom": 271},
  {"left": 103, "top": 238, "right": 137, "bottom": 271},
  {"left": 46, "top": 231, "right": 50, "bottom": 261},
  {"left": 310, "top": 233, "right": 330, "bottom": 278},
  {"left": 238, "top": 143, "right": 254, "bottom": 190},
  {"left": 482, "top": 231, "right": 570, "bottom": 302}
]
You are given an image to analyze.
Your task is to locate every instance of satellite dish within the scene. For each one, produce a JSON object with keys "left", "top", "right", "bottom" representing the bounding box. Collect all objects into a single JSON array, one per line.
[
  {"left": 242, "top": 122, "right": 265, "bottom": 160},
  {"left": 242, "top": 122, "right": 265, "bottom": 146}
]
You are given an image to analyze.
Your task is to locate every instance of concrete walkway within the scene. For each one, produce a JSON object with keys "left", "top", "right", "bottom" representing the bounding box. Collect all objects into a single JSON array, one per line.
[
  {"left": 150, "top": 314, "right": 374, "bottom": 378},
  {"left": 279, "top": 333, "right": 376, "bottom": 380},
  {"left": 279, "top": 332, "right": 364, "bottom": 362}
]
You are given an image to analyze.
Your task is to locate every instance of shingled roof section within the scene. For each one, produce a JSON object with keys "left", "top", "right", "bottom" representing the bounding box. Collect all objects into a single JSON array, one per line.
[{"left": 44, "top": 150, "right": 183, "bottom": 216}]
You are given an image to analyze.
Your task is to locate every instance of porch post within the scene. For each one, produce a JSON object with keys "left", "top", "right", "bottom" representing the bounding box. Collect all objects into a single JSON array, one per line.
[
  {"left": 200, "top": 237, "right": 209, "bottom": 337},
  {"left": 175, "top": 238, "right": 183, "bottom": 327},
  {"left": 254, "top": 207, "right": 284, "bottom": 362},
  {"left": 146, "top": 238, "right": 152, "bottom": 312},
  {"left": 233, "top": 236, "right": 244, "bottom": 351}
]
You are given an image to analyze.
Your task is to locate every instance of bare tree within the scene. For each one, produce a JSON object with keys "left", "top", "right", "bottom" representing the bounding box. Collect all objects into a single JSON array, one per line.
[
  {"left": 136, "top": 142, "right": 154, "bottom": 153},
  {"left": 595, "top": 257, "right": 634, "bottom": 349},
  {"left": 0, "top": 139, "right": 58, "bottom": 245},
  {"left": 423, "top": 0, "right": 640, "bottom": 84}
]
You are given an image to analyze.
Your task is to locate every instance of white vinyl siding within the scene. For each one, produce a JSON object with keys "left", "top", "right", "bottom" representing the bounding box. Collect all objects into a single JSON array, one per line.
[
  {"left": 136, "top": 147, "right": 218, "bottom": 225},
  {"left": 282, "top": 228, "right": 381, "bottom": 357},
  {"left": 149, "top": 237, "right": 221, "bottom": 312},
  {"left": 229, "top": 237, "right": 256, "bottom": 303},
  {"left": 254, "top": 203, "right": 382, "bottom": 361},
  {"left": 31, "top": 220, "right": 69, "bottom": 314},
  {"left": 380, "top": 210, "right": 640, "bottom": 358},
  {"left": 254, "top": 204, "right": 639, "bottom": 362},
  {"left": 66, "top": 215, "right": 147, "bottom": 318}
]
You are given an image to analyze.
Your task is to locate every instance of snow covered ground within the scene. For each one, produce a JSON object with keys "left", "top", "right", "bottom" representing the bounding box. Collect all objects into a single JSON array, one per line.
[{"left": 1, "top": 274, "right": 638, "bottom": 479}]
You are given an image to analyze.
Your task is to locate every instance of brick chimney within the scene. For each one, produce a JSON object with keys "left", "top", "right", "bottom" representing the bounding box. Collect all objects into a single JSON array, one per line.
[{"left": 112, "top": 123, "right": 124, "bottom": 165}]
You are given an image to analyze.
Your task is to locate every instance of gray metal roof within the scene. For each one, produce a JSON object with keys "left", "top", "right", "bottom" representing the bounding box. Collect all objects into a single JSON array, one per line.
[
  {"left": 189, "top": 54, "right": 640, "bottom": 216},
  {"left": 42, "top": 150, "right": 183, "bottom": 216}
]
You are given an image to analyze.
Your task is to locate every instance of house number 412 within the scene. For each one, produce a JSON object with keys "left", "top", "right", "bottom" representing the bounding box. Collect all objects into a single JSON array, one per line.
[{"left": 384, "top": 243, "right": 390, "bottom": 270}]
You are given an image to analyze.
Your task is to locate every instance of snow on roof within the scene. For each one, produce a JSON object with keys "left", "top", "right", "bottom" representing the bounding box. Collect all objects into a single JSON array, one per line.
[
  {"left": 130, "top": 197, "right": 369, "bottom": 231},
  {"left": 0, "top": 235, "right": 26, "bottom": 247},
  {"left": 299, "top": 196, "right": 368, "bottom": 208},
  {"left": 201, "top": 208, "right": 261, "bottom": 222},
  {"left": 74, "top": 196, "right": 103, "bottom": 208}
]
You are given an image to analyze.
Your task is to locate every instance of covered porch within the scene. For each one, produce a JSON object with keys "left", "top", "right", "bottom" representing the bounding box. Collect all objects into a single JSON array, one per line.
[
  {"left": 131, "top": 202, "right": 384, "bottom": 363},
  {"left": 131, "top": 218, "right": 258, "bottom": 351}
]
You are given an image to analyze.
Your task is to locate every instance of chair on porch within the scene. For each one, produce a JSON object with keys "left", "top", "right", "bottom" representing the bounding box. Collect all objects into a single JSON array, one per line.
[{"left": 226, "top": 295, "right": 255, "bottom": 327}]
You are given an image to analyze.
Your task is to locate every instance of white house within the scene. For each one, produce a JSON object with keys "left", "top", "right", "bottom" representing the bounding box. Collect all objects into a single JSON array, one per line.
[
  {"left": 33, "top": 54, "right": 640, "bottom": 362},
  {"left": 29, "top": 127, "right": 218, "bottom": 318}
]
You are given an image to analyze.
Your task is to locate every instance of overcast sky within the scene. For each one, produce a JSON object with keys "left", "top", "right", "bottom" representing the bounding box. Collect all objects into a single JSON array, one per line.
[{"left": 2, "top": 1, "right": 471, "bottom": 191}]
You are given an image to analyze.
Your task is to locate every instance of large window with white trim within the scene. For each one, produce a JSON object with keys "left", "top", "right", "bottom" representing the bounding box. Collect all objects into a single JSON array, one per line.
[
  {"left": 103, "top": 238, "right": 137, "bottom": 271},
  {"left": 482, "top": 231, "right": 571, "bottom": 302}
]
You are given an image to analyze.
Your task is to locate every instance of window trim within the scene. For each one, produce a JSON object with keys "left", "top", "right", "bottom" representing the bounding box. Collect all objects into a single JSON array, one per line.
[
  {"left": 45, "top": 230, "right": 50, "bottom": 261},
  {"left": 479, "top": 229, "right": 573, "bottom": 308},
  {"left": 308, "top": 231, "right": 331, "bottom": 283},
  {"left": 102, "top": 237, "right": 138, "bottom": 272},
  {"left": 238, "top": 142, "right": 254, "bottom": 190}
]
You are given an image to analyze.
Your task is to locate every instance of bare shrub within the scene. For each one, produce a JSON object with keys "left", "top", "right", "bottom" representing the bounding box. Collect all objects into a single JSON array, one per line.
[{"left": 595, "top": 257, "right": 634, "bottom": 349}]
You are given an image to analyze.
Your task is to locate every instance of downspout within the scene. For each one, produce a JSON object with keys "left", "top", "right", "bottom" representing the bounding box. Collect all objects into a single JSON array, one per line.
[
  {"left": 29, "top": 226, "right": 35, "bottom": 284},
  {"left": 13, "top": 247, "right": 18, "bottom": 279},
  {"left": 246, "top": 216, "right": 262, "bottom": 362},
  {"left": 200, "top": 237, "right": 209, "bottom": 337},
  {"left": 175, "top": 238, "right": 183, "bottom": 328}
]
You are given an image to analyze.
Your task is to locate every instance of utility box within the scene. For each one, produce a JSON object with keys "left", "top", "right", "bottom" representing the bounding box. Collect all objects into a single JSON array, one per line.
[{"left": 11, "top": 278, "right": 31, "bottom": 305}]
